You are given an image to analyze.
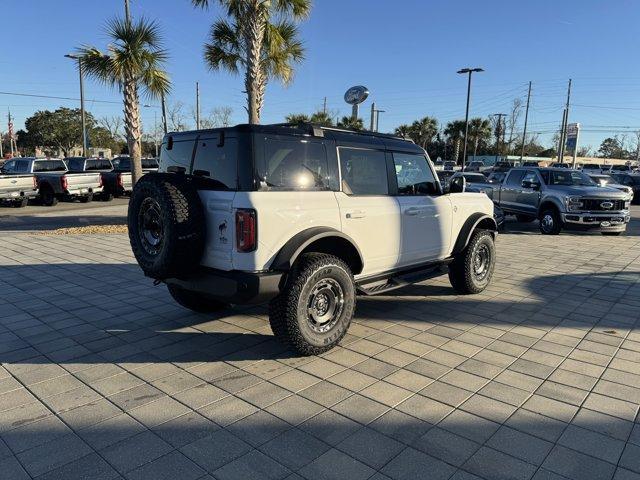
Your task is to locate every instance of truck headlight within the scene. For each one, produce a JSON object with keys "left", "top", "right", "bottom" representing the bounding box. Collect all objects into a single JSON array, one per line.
[{"left": 566, "top": 196, "right": 583, "bottom": 211}]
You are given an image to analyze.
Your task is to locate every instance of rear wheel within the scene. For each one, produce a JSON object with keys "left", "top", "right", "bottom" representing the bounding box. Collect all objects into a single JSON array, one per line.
[
  {"left": 515, "top": 214, "right": 535, "bottom": 223},
  {"left": 449, "top": 230, "right": 496, "bottom": 294},
  {"left": 602, "top": 231, "right": 623, "bottom": 236},
  {"left": 79, "top": 193, "right": 93, "bottom": 203},
  {"left": 40, "top": 186, "right": 58, "bottom": 207},
  {"left": 269, "top": 253, "right": 356, "bottom": 356},
  {"left": 14, "top": 197, "right": 28, "bottom": 208},
  {"left": 167, "top": 284, "right": 228, "bottom": 313},
  {"left": 539, "top": 208, "right": 562, "bottom": 235},
  {"left": 102, "top": 192, "right": 114, "bottom": 202}
]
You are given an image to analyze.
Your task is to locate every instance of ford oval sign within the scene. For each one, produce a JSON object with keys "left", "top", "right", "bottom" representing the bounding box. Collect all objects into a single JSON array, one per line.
[
  {"left": 344, "top": 86, "right": 369, "bottom": 105},
  {"left": 600, "top": 201, "right": 614, "bottom": 209}
]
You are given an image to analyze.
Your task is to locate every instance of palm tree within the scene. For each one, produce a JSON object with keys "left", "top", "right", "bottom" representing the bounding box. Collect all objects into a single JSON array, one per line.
[
  {"left": 337, "top": 116, "right": 364, "bottom": 131},
  {"left": 468, "top": 117, "right": 492, "bottom": 157},
  {"left": 193, "top": 0, "right": 311, "bottom": 124},
  {"left": 444, "top": 120, "right": 466, "bottom": 163},
  {"left": 409, "top": 117, "right": 438, "bottom": 149},
  {"left": 77, "top": 17, "right": 170, "bottom": 184}
]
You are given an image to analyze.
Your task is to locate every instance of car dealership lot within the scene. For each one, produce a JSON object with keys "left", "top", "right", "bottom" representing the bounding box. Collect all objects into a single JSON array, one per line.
[{"left": 0, "top": 209, "right": 640, "bottom": 480}]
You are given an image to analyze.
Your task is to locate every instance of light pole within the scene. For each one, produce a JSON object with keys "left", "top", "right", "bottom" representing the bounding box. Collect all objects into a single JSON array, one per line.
[
  {"left": 457, "top": 67, "right": 484, "bottom": 170},
  {"left": 65, "top": 54, "right": 87, "bottom": 157}
]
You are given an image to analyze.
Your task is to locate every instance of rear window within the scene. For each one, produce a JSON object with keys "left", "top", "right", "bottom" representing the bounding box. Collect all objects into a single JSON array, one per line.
[
  {"left": 66, "top": 158, "right": 84, "bottom": 171},
  {"left": 142, "top": 158, "right": 159, "bottom": 169},
  {"left": 258, "top": 137, "right": 330, "bottom": 191},
  {"left": 33, "top": 160, "right": 66, "bottom": 172},
  {"left": 191, "top": 136, "right": 237, "bottom": 190},
  {"left": 112, "top": 157, "right": 131, "bottom": 171},
  {"left": 462, "top": 173, "right": 486, "bottom": 183},
  {"left": 160, "top": 139, "right": 195, "bottom": 171},
  {"left": 85, "top": 159, "right": 112, "bottom": 170}
]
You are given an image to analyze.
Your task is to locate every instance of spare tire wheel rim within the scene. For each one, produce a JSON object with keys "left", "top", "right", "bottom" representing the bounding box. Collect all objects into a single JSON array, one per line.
[
  {"left": 138, "top": 197, "right": 164, "bottom": 255},
  {"left": 306, "top": 278, "right": 344, "bottom": 333},
  {"left": 473, "top": 242, "right": 491, "bottom": 281}
]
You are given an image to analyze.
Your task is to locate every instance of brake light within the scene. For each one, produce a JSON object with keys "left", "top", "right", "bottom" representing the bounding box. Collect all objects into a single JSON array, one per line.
[
  {"left": 61, "top": 175, "right": 68, "bottom": 190},
  {"left": 98, "top": 174, "right": 103, "bottom": 188},
  {"left": 116, "top": 173, "right": 123, "bottom": 187},
  {"left": 32, "top": 176, "right": 37, "bottom": 189},
  {"left": 235, "top": 209, "right": 257, "bottom": 252}
]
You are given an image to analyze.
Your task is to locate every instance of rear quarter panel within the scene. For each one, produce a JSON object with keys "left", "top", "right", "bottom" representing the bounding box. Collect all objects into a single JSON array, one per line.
[{"left": 230, "top": 191, "right": 341, "bottom": 272}]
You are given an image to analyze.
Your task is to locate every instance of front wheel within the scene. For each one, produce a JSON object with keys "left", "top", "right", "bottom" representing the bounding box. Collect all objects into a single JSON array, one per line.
[
  {"left": 449, "top": 230, "right": 496, "bottom": 294},
  {"left": 539, "top": 208, "right": 562, "bottom": 235},
  {"left": 602, "top": 231, "right": 623, "bottom": 236},
  {"left": 167, "top": 284, "right": 228, "bottom": 313},
  {"left": 269, "top": 253, "right": 356, "bottom": 356}
]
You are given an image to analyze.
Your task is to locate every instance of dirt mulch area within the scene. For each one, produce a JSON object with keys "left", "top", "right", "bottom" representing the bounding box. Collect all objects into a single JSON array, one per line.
[{"left": 34, "top": 225, "right": 128, "bottom": 235}]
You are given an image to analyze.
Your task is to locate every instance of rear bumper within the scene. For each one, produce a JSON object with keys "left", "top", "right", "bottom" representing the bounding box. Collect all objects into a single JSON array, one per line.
[
  {"left": 0, "top": 190, "right": 38, "bottom": 200},
  {"left": 66, "top": 186, "right": 104, "bottom": 196},
  {"left": 562, "top": 211, "right": 630, "bottom": 231},
  {"left": 165, "top": 268, "right": 283, "bottom": 305}
]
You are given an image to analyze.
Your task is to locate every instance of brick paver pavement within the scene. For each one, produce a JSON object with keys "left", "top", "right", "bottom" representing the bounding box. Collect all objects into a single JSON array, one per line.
[{"left": 1, "top": 215, "right": 640, "bottom": 480}]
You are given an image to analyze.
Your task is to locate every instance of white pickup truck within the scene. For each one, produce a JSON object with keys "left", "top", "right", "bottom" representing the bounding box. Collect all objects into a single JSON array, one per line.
[
  {"left": 1, "top": 157, "right": 103, "bottom": 206},
  {"left": 0, "top": 163, "right": 38, "bottom": 207}
]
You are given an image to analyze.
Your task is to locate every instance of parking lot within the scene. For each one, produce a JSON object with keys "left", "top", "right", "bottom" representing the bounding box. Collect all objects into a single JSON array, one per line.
[{"left": 1, "top": 207, "right": 640, "bottom": 480}]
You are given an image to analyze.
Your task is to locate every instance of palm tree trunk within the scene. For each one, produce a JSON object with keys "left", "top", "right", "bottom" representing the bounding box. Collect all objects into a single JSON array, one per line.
[
  {"left": 123, "top": 76, "right": 143, "bottom": 185},
  {"left": 454, "top": 138, "right": 460, "bottom": 163},
  {"left": 244, "top": 1, "right": 266, "bottom": 124},
  {"left": 474, "top": 138, "right": 479, "bottom": 157}
]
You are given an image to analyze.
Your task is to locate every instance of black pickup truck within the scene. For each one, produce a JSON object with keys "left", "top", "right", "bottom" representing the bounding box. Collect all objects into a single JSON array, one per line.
[
  {"left": 101, "top": 156, "right": 159, "bottom": 198},
  {"left": 65, "top": 157, "right": 115, "bottom": 200}
]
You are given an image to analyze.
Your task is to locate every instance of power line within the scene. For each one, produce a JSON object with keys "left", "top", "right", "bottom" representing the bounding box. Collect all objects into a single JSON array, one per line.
[{"left": 0, "top": 90, "right": 158, "bottom": 107}]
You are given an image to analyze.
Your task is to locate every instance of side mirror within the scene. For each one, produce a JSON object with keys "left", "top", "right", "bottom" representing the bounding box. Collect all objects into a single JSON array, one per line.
[
  {"left": 449, "top": 176, "right": 466, "bottom": 194},
  {"left": 522, "top": 180, "right": 540, "bottom": 190}
]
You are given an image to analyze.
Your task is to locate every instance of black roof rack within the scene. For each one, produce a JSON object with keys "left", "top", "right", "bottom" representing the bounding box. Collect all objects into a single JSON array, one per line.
[{"left": 269, "top": 122, "right": 411, "bottom": 142}]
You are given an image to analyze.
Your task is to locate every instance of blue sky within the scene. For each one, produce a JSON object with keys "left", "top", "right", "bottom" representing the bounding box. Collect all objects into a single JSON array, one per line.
[{"left": 2, "top": 0, "right": 640, "bottom": 152}]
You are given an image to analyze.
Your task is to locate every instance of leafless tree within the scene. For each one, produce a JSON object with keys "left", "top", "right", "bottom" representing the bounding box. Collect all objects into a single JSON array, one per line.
[
  {"left": 506, "top": 98, "right": 523, "bottom": 154},
  {"left": 99, "top": 116, "right": 124, "bottom": 140},
  {"left": 167, "top": 101, "right": 189, "bottom": 132}
]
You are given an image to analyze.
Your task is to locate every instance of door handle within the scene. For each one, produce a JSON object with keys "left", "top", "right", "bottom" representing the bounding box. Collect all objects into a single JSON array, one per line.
[
  {"left": 404, "top": 207, "right": 421, "bottom": 216},
  {"left": 346, "top": 210, "right": 366, "bottom": 219}
]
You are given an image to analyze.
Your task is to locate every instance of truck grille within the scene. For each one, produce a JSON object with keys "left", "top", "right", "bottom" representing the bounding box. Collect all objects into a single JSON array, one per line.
[{"left": 582, "top": 199, "right": 626, "bottom": 211}]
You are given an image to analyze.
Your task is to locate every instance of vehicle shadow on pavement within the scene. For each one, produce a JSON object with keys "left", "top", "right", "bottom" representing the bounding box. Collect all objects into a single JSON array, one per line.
[
  {"left": 0, "top": 215, "right": 127, "bottom": 232},
  {"left": 1, "top": 262, "right": 640, "bottom": 479}
]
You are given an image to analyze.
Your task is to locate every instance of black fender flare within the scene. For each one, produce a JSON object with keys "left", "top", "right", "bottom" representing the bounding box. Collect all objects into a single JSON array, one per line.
[
  {"left": 537, "top": 197, "right": 564, "bottom": 217},
  {"left": 452, "top": 213, "right": 497, "bottom": 255},
  {"left": 270, "top": 227, "right": 364, "bottom": 274}
]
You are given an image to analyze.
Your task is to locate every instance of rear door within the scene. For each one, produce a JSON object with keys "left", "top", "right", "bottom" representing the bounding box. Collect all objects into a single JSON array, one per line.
[
  {"left": 335, "top": 146, "right": 401, "bottom": 276},
  {"left": 391, "top": 151, "right": 452, "bottom": 264},
  {"left": 500, "top": 169, "right": 525, "bottom": 211}
]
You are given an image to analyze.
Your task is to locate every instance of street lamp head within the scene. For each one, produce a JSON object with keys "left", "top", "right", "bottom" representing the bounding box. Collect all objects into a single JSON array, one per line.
[{"left": 457, "top": 67, "right": 484, "bottom": 74}]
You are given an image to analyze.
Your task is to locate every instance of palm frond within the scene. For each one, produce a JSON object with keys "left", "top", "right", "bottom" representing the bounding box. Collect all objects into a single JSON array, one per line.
[{"left": 272, "top": 0, "right": 312, "bottom": 19}]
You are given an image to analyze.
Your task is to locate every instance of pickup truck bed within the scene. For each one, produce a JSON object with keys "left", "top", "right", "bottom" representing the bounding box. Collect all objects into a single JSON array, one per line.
[{"left": 0, "top": 174, "right": 37, "bottom": 207}]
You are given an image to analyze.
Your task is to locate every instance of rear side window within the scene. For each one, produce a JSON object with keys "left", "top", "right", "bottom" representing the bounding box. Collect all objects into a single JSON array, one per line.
[
  {"left": 14, "top": 160, "right": 30, "bottom": 173},
  {"left": 505, "top": 170, "right": 525, "bottom": 186},
  {"left": 191, "top": 136, "right": 237, "bottom": 190},
  {"left": 339, "top": 148, "right": 388, "bottom": 195},
  {"left": 259, "top": 138, "right": 330, "bottom": 191}
]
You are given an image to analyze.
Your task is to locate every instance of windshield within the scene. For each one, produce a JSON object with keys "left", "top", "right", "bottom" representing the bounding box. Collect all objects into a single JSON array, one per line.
[
  {"left": 462, "top": 173, "right": 486, "bottom": 183},
  {"left": 589, "top": 175, "right": 611, "bottom": 185},
  {"left": 550, "top": 170, "right": 596, "bottom": 186}
]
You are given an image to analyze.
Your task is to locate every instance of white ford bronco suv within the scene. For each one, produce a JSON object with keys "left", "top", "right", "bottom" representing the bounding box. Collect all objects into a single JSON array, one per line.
[{"left": 128, "top": 123, "right": 497, "bottom": 355}]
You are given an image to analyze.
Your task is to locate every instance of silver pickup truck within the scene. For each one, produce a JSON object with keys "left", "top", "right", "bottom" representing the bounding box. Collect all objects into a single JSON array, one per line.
[
  {"left": 1, "top": 157, "right": 103, "bottom": 206},
  {"left": 493, "top": 167, "right": 631, "bottom": 236},
  {"left": 0, "top": 161, "right": 38, "bottom": 207}
]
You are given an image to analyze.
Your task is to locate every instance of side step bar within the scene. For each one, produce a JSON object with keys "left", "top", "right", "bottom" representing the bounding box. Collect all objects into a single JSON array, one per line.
[{"left": 356, "top": 262, "right": 450, "bottom": 296}]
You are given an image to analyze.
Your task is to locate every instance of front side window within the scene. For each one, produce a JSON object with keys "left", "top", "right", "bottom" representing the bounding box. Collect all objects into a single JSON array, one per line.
[
  {"left": 339, "top": 148, "right": 388, "bottom": 195},
  {"left": 192, "top": 137, "right": 237, "bottom": 190},
  {"left": 393, "top": 152, "right": 438, "bottom": 195},
  {"left": 260, "top": 138, "right": 330, "bottom": 191},
  {"left": 522, "top": 171, "right": 538, "bottom": 184},
  {"left": 505, "top": 170, "right": 525, "bottom": 186}
]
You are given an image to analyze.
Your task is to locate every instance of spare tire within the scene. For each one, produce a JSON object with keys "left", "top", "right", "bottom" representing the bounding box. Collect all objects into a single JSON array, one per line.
[{"left": 128, "top": 173, "right": 205, "bottom": 279}]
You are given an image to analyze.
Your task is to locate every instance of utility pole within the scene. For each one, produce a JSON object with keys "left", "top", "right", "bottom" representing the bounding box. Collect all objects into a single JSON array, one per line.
[
  {"left": 0, "top": 130, "right": 3, "bottom": 158},
  {"left": 323, "top": 97, "right": 327, "bottom": 114},
  {"left": 196, "top": 82, "right": 200, "bottom": 130},
  {"left": 492, "top": 113, "right": 507, "bottom": 163},
  {"left": 457, "top": 67, "right": 484, "bottom": 171},
  {"left": 558, "top": 79, "right": 572, "bottom": 162},
  {"left": 65, "top": 54, "right": 88, "bottom": 157},
  {"left": 374, "top": 109, "right": 385, "bottom": 132},
  {"left": 161, "top": 94, "right": 167, "bottom": 134},
  {"left": 8, "top": 110, "right": 14, "bottom": 157},
  {"left": 370, "top": 103, "right": 376, "bottom": 131},
  {"left": 520, "top": 81, "right": 532, "bottom": 161}
]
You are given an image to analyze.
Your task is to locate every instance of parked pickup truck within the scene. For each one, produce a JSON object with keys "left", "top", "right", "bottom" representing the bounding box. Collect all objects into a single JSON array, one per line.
[
  {"left": 0, "top": 157, "right": 103, "bottom": 206},
  {"left": 0, "top": 159, "right": 38, "bottom": 207},
  {"left": 101, "top": 156, "right": 159, "bottom": 198},
  {"left": 66, "top": 157, "right": 115, "bottom": 200},
  {"left": 494, "top": 167, "right": 630, "bottom": 236}
]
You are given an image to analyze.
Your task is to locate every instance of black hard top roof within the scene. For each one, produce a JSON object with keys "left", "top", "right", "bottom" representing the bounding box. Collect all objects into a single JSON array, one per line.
[{"left": 166, "top": 123, "right": 424, "bottom": 154}]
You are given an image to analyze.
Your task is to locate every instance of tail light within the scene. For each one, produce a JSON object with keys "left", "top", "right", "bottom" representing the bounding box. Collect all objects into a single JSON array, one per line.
[
  {"left": 61, "top": 175, "right": 68, "bottom": 190},
  {"left": 116, "top": 173, "right": 123, "bottom": 187},
  {"left": 98, "top": 174, "right": 103, "bottom": 188},
  {"left": 32, "top": 176, "right": 37, "bottom": 189},
  {"left": 235, "top": 209, "right": 257, "bottom": 252}
]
